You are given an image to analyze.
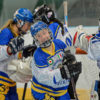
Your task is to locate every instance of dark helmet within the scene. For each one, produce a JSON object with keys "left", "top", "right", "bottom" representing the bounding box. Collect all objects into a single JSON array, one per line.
[{"left": 33, "top": 4, "right": 55, "bottom": 24}]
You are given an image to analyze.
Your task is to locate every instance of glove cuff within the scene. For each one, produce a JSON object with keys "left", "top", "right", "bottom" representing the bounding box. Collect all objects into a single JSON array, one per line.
[{"left": 7, "top": 46, "right": 12, "bottom": 55}]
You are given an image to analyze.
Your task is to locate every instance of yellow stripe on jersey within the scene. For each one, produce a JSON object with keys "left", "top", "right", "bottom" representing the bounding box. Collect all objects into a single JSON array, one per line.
[
  {"left": 32, "top": 82, "right": 53, "bottom": 92},
  {"left": 0, "top": 76, "right": 15, "bottom": 83},
  {"left": 32, "top": 82, "right": 67, "bottom": 93},
  {"left": 0, "top": 76, "right": 16, "bottom": 87},
  {"left": 35, "top": 64, "right": 48, "bottom": 68},
  {"left": 42, "top": 42, "right": 55, "bottom": 56},
  {"left": 47, "top": 49, "right": 63, "bottom": 59},
  {"left": 0, "top": 81, "right": 16, "bottom": 87},
  {"left": 31, "top": 84, "right": 68, "bottom": 97},
  {"left": 55, "top": 25, "right": 60, "bottom": 37}
]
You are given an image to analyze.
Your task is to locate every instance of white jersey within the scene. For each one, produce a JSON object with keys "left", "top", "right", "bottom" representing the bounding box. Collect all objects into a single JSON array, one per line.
[
  {"left": 53, "top": 24, "right": 74, "bottom": 53},
  {"left": 88, "top": 35, "right": 100, "bottom": 60},
  {"left": 73, "top": 25, "right": 100, "bottom": 68},
  {"left": 49, "top": 23, "right": 72, "bottom": 48},
  {"left": 56, "top": 25, "right": 72, "bottom": 47},
  {"left": 0, "top": 45, "right": 19, "bottom": 76},
  {"left": 31, "top": 40, "right": 70, "bottom": 88}
]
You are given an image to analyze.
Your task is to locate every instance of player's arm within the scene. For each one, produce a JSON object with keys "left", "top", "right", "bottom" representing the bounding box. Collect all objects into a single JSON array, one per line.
[{"left": 0, "top": 45, "right": 12, "bottom": 61}]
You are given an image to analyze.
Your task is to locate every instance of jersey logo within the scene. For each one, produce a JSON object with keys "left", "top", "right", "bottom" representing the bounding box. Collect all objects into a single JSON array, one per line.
[
  {"left": 64, "top": 27, "right": 68, "bottom": 33},
  {"left": 65, "top": 37, "right": 72, "bottom": 46},
  {"left": 53, "top": 76, "right": 69, "bottom": 86},
  {"left": 48, "top": 58, "right": 54, "bottom": 65},
  {"left": 57, "top": 53, "right": 62, "bottom": 59},
  {"left": 48, "top": 53, "right": 63, "bottom": 66}
]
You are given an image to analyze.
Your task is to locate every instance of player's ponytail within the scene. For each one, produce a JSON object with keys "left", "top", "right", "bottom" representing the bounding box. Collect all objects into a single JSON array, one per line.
[
  {"left": 1, "top": 19, "right": 15, "bottom": 30},
  {"left": 52, "top": 18, "right": 64, "bottom": 35}
]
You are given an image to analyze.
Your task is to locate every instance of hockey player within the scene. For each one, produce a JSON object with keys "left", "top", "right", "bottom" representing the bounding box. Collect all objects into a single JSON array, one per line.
[
  {"left": 33, "top": 5, "right": 72, "bottom": 46},
  {"left": 0, "top": 8, "right": 34, "bottom": 100},
  {"left": 30, "top": 21, "right": 81, "bottom": 100},
  {"left": 33, "top": 4, "right": 87, "bottom": 54},
  {"left": 73, "top": 24, "right": 100, "bottom": 99},
  {"left": 33, "top": 4, "right": 83, "bottom": 99},
  {"left": 73, "top": 25, "right": 99, "bottom": 59}
]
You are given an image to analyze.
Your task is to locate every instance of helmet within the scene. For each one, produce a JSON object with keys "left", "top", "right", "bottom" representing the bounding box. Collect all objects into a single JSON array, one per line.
[
  {"left": 30, "top": 21, "right": 53, "bottom": 48},
  {"left": 31, "top": 21, "right": 48, "bottom": 36},
  {"left": 14, "top": 8, "right": 33, "bottom": 23},
  {"left": 34, "top": 4, "right": 55, "bottom": 24}
]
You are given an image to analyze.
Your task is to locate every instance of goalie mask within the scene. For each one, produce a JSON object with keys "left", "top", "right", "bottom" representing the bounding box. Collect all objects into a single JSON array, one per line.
[
  {"left": 33, "top": 4, "right": 55, "bottom": 24},
  {"left": 30, "top": 21, "right": 53, "bottom": 48}
]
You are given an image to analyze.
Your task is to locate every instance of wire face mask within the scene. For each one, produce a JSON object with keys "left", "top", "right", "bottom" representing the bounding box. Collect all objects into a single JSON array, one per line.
[
  {"left": 30, "top": 21, "right": 53, "bottom": 48},
  {"left": 33, "top": 28, "right": 53, "bottom": 48}
]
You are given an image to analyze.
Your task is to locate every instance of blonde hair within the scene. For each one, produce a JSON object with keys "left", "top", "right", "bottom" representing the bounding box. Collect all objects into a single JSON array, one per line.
[
  {"left": 1, "top": 19, "right": 13, "bottom": 30},
  {"left": 1, "top": 19, "right": 18, "bottom": 37}
]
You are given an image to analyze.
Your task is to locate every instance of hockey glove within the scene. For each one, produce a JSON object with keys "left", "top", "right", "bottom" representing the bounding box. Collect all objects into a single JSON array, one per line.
[
  {"left": 62, "top": 50, "right": 76, "bottom": 65},
  {"left": 60, "top": 61, "right": 82, "bottom": 79},
  {"left": 8, "top": 37, "right": 24, "bottom": 54},
  {"left": 22, "top": 45, "right": 37, "bottom": 58},
  {"left": 60, "top": 51, "right": 82, "bottom": 79}
]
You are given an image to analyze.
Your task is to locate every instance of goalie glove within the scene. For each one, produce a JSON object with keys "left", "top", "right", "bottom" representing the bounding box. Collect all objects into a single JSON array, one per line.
[
  {"left": 73, "top": 25, "right": 92, "bottom": 51},
  {"left": 22, "top": 45, "right": 37, "bottom": 58},
  {"left": 8, "top": 37, "right": 24, "bottom": 54}
]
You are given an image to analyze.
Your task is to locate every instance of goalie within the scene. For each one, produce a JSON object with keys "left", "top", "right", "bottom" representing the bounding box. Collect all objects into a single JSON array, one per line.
[
  {"left": 73, "top": 24, "right": 100, "bottom": 100},
  {"left": 73, "top": 24, "right": 100, "bottom": 66}
]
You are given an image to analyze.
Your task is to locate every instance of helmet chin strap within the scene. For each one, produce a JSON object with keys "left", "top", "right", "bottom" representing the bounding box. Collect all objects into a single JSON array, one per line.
[
  {"left": 16, "top": 20, "right": 26, "bottom": 35},
  {"left": 18, "top": 27, "right": 26, "bottom": 35}
]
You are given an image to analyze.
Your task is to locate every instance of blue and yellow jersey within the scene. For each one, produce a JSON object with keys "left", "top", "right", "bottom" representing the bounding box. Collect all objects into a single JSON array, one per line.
[
  {"left": 49, "top": 22, "right": 60, "bottom": 39},
  {"left": 0, "top": 28, "right": 14, "bottom": 45},
  {"left": 0, "top": 28, "right": 16, "bottom": 88},
  {"left": 0, "top": 71, "right": 16, "bottom": 87},
  {"left": 49, "top": 22, "right": 72, "bottom": 48},
  {"left": 31, "top": 39, "right": 70, "bottom": 97}
]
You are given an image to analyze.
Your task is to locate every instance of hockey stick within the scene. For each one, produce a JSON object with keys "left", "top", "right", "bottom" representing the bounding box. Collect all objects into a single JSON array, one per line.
[
  {"left": 63, "top": 1, "right": 79, "bottom": 99},
  {"left": 63, "top": 0, "right": 68, "bottom": 27},
  {"left": 64, "top": 64, "right": 79, "bottom": 100},
  {"left": 22, "top": 58, "right": 28, "bottom": 100},
  {"left": 22, "top": 83, "right": 27, "bottom": 100},
  {"left": 98, "top": 19, "right": 100, "bottom": 34},
  {"left": 64, "top": 50, "right": 79, "bottom": 100}
]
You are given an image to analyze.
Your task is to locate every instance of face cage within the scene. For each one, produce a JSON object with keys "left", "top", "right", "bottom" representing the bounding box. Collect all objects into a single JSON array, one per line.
[
  {"left": 34, "top": 13, "right": 50, "bottom": 24},
  {"left": 33, "top": 29, "right": 53, "bottom": 48}
]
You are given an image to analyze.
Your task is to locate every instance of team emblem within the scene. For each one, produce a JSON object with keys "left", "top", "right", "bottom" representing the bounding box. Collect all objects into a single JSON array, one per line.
[
  {"left": 57, "top": 53, "right": 62, "bottom": 59},
  {"left": 48, "top": 58, "right": 54, "bottom": 65}
]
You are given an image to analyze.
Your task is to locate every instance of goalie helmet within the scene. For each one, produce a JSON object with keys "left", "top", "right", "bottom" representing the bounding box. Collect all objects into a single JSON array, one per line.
[
  {"left": 30, "top": 21, "right": 53, "bottom": 48},
  {"left": 33, "top": 4, "right": 55, "bottom": 24},
  {"left": 13, "top": 8, "right": 33, "bottom": 26}
]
